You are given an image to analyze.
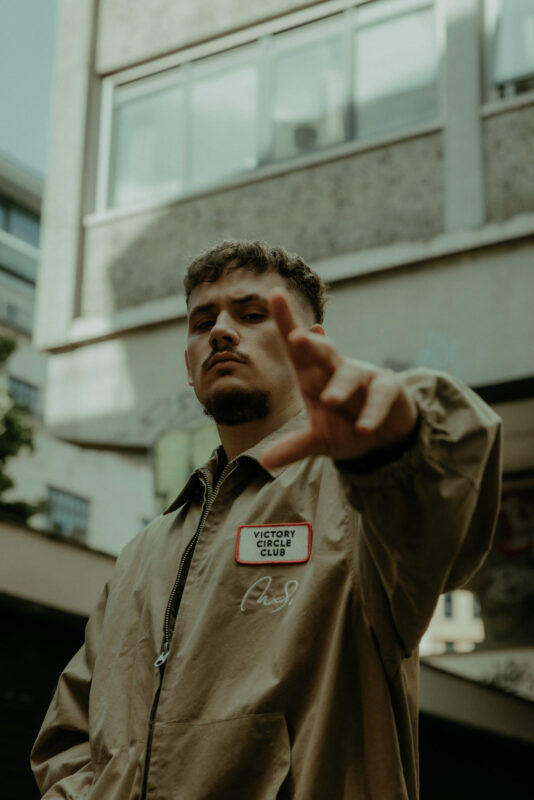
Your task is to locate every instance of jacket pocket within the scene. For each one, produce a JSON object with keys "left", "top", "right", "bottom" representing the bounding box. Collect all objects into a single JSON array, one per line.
[{"left": 149, "top": 712, "right": 290, "bottom": 800}]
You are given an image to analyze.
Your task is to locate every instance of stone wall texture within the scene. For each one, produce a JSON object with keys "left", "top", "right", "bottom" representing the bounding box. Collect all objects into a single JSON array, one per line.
[
  {"left": 484, "top": 105, "right": 534, "bottom": 222},
  {"left": 96, "top": 0, "right": 315, "bottom": 74},
  {"left": 81, "top": 132, "right": 444, "bottom": 315}
]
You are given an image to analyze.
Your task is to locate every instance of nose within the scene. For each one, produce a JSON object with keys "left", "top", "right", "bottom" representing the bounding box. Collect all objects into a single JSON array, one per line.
[{"left": 209, "top": 311, "right": 240, "bottom": 350}]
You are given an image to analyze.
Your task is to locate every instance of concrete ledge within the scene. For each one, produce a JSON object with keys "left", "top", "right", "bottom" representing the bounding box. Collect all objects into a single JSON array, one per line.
[
  {"left": 0, "top": 518, "right": 115, "bottom": 617},
  {"left": 39, "top": 212, "right": 534, "bottom": 352},
  {"left": 420, "top": 661, "right": 534, "bottom": 744}
]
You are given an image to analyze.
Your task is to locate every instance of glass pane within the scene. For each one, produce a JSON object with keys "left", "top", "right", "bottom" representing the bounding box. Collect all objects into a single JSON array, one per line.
[
  {"left": 0, "top": 200, "right": 7, "bottom": 230},
  {"left": 354, "top": 4, "right": 438, "bottom": 139},
  {"left": 492, "top": 0, "right": 534, "bottom": 86},
  {"left": 47, "top": 486, "right": 89, "bottom": 541},
  {"left": 109, "top": 76, "right": 185, "bottom": 208},
  {"left": 8, "top": 376, "right": 39, "bottom": 412},
  {"left": 8, "top": 207, "right": 40, "bottom": 247},
  {"left": 272, "top": 33, "right": 346, "bottom": 160},
  {"left": 190, "top": 58, "right": 258, "bottom": 188}
]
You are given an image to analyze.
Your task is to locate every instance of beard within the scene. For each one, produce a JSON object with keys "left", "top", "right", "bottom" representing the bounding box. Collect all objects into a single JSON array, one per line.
[{"left": 203, "top": 387, "right": 270, "bottom": 426}]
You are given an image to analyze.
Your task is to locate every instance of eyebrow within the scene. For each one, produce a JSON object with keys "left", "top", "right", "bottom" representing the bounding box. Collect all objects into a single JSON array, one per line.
[{"left": 188, "top": 294, "right": 268, "bottom": 321}]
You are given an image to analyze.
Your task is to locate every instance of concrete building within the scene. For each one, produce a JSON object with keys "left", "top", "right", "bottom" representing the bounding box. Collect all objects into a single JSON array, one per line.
[
  {"left": 0, "top": 152, "right": 155, "bottom": 553},
  {"left": 34, "top": 0, "right": 534, "bottom": 463},
  {"left": 11, "top": 0, "right": 534, "bottom": 795}
]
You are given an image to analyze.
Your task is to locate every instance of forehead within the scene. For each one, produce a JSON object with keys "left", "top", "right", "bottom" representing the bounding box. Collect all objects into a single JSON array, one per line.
[{"left": 187, "top": 268, "right": 291, "bottom": 311}]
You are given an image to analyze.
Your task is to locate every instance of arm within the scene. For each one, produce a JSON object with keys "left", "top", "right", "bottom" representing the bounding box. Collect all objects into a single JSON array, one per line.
[
  {"left": 339, "top": 370, "right": 502, "bottom": 655},
  {"left": 31, "top": 583, "right": 109, "bottom": 798},
  {"left": 262, "top": 291, "right": 502, "bottom": 654}
]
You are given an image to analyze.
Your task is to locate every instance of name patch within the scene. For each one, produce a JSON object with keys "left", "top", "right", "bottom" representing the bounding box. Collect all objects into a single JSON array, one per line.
[{"left": 236, "top": 523, "right": 312, "bottom": 565}]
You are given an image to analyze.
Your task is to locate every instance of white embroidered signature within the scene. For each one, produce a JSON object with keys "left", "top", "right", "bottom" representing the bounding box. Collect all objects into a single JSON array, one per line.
[{"left": 240, "top": 576, "right": 299, "bottom": 614}]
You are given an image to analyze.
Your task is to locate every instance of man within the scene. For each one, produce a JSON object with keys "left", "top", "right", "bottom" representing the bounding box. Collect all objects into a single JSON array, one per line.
[{"left": 32, "top": 241, "right": 502, "bottom": 799}]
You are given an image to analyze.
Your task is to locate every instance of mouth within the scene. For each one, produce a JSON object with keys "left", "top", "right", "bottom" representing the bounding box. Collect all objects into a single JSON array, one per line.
[{"left": 206, "top": 352, "right": 247, "bottom": 371}]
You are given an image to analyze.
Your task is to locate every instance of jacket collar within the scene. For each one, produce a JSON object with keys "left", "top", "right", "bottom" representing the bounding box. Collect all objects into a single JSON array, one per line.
[{"left": 163, "top": 410, "right": 309, "bottom": 514}]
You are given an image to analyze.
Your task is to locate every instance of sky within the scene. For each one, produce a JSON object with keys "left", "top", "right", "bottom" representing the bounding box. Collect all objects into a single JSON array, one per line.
[{"left": 0, "top": 0, "right": 59, "bottom": 177}]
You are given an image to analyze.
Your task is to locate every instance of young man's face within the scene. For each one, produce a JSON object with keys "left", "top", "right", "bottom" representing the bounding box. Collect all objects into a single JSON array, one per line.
[{"left": 185, "top": 268, "right": 313, "bottom": 426}]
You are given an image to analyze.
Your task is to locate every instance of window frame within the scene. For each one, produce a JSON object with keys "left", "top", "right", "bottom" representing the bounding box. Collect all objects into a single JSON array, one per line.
[
  {"left": 482, "top": 0, "right": 534, "bottom": 103},
  {"left": 96, "top": 0, "right": 441, "bottom": 215},
  {"left": 7, "top": 375, "right": 39, "bottom": 414},
  {"left": 46, "top": 485, "right": 91, "bottom": 543},
  {"left": 107, "top": 65, "right": 189, "bottom": 209}
]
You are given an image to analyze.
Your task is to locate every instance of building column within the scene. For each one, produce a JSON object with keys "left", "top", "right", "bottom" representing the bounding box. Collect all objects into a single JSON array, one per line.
[{"left": 443, "top": 0, "right": 486, "bottom": 232}]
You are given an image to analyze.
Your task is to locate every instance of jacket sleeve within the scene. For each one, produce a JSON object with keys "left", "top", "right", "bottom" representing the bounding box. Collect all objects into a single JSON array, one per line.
[
  {"left": 339, "top": 368, "right": 502, "bottom": 657},
  {"left": 30, "top": 582, "right": 109, "bottom": 798}
]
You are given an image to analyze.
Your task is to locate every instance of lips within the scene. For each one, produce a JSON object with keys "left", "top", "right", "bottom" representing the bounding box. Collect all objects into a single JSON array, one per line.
[{"left": 206, "top": 352, "right": 247, "bottom": 370}]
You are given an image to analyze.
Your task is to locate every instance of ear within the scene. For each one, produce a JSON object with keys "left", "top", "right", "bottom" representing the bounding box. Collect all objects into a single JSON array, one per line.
[
  {"left": 310, "top": 323, "right": 326, "bottom": 336},
  {"left": 185, "top": 350, "right": 194, "bottom": 387}
]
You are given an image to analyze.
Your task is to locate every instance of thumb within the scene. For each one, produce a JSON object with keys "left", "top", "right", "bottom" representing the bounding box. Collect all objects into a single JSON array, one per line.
[{"left": 261, "top": 430, "right": 321, "bottom": 470}]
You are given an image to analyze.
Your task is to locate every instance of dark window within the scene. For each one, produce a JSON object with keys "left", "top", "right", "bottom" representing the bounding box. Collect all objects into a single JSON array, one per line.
[
  {"left": 47, "top": 487, "right": 90, "bottom": 543},
  {"left": 444, "top": 592, "right": 454, "bottom": 618},
  {"left": 0, "top": 194, "right": 40, "bottom": 247},
  {"left": 8, "top": 376, "right": 39, "bottom": 413}
]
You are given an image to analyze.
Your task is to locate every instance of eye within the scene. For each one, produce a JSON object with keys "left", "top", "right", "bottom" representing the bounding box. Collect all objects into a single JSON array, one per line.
[
  {"left": 242, "top": 312, "right": 266, "bottom": 322},
  {"left": 195, "top": 319, "right": 214, "bottom": 331}
]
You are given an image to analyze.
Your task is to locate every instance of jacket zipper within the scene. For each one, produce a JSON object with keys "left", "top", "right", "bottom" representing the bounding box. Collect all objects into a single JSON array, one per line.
[{"left": 140, "top": 460, "right": 236, "bottom": 799}]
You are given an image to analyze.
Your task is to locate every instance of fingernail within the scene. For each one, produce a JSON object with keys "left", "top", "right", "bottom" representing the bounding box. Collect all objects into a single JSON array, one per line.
[{"left": 322, "top": 391, "right": 342, "bottom": 402}]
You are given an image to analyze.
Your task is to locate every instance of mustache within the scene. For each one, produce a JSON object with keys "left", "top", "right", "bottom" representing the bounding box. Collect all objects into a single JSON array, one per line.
[{"left": 202, "top": 347, "right": 250, "bottom": 372}]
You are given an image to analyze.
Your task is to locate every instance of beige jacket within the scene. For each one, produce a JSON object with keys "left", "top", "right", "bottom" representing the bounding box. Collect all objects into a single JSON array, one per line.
[{"left": 31, "top": 370, "right": 502, "bottom": 800}]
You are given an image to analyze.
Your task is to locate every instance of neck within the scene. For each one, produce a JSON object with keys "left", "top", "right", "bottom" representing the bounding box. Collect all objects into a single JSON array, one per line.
[{"left": 217, "top": 395, "right": 304, "bottom": 461}]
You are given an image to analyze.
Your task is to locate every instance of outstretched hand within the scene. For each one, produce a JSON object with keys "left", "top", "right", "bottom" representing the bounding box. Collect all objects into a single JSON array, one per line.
[{"left": 260, "top": 290, "right": 419, "bottom": 470}]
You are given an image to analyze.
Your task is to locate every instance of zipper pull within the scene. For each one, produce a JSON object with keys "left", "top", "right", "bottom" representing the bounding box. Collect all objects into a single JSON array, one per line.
[{"left": 154, "top": 642, "right": 169, "bottom": 668}]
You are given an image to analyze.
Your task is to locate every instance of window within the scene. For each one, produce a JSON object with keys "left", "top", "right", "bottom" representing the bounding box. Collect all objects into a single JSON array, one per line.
[
  {"left": 271, "top": 18, "right": 348, "bottom": 160},
  {"left": 353, "top": 0, "right": 438, "bottom": 138},
  {"left": 190, "top": 47, "right": 259, "bottom": 187},
  {"left": 8, "top": 376, "right": 39, "bottom": 413},
  {"left": 109, "top": 72, "right": 187, "bottom": 208},
  {"left": 0, "top": 195, "right": 40, "bottom": 247},
  {"left": 444, "top": 592, "right": 454, "bottom": 618},
  {"left": 47, "top": 487, "right": 90, "bottom": 543},
  {"left": 102, "top": 0, "right": 439, "bottom": 210},
  {"left": 485, "top": 0, "right": 534, "bottom": 98}
]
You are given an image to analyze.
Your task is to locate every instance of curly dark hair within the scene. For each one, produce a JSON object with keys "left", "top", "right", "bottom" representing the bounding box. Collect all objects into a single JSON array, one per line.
[{"left": 184, "top": 240, "right": 327, "bottom": 324}]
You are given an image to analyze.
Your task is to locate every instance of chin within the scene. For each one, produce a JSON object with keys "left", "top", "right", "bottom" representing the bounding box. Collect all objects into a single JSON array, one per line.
[{"left": 202, "top": 386, "right": 270, "bottom": 426}]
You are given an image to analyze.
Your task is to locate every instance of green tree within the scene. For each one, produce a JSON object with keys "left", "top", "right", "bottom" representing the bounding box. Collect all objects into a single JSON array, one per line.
[{"left": 0, "top": 337, "right": 46, "bottom": 523}]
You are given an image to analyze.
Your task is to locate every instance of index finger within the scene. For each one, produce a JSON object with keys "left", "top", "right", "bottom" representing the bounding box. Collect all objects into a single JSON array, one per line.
[{"left": 268, "top": 288, "right": 302, "bottom": 342}]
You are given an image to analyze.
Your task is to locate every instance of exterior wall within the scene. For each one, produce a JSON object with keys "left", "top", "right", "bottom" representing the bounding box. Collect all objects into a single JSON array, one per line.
[
  {"left": 0, "top": 326, "right": 47, "bottom": 411},
  {"left": 326, "top": 237, "right": 534, "bottom": 386},
  {"left": 2, "top": 325, "right": 155, "bottom": 554},
  {"left": 484, "top": 104, "right": 534, "bottom": 222},
  {"left": 81, "top": 132, "right": 443, "bottom": 315},
  {"left": 7, "top": 425, "right": 154, "bottom": 554},
  {"left": 96, "top": 0, "right": 315, "bottom": 74},
  {"left": 42, "top": 234, "right": 534, "bottom": 453}
]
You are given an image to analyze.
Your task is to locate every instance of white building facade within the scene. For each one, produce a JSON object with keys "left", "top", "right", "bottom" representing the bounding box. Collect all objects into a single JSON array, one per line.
[{"left": 0, "top": 154, "right": 155, "bottom": 556}]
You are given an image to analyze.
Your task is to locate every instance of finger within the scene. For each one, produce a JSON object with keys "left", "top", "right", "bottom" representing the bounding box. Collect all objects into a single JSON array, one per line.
[
  {"left": 319, "top": 361, "right": 371, "bottom": 411},
  {"left": 286, "top": 330, "right": 343, "bottom": 374},
  {"left": 354, "top": 374, "right": 400, "bottom": 432},
  {"left": 268, "top": 289, "right": 301, "bottom": 342},
  {"left": 261, "top": 430, "right": 323, "bottom": 470}
]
